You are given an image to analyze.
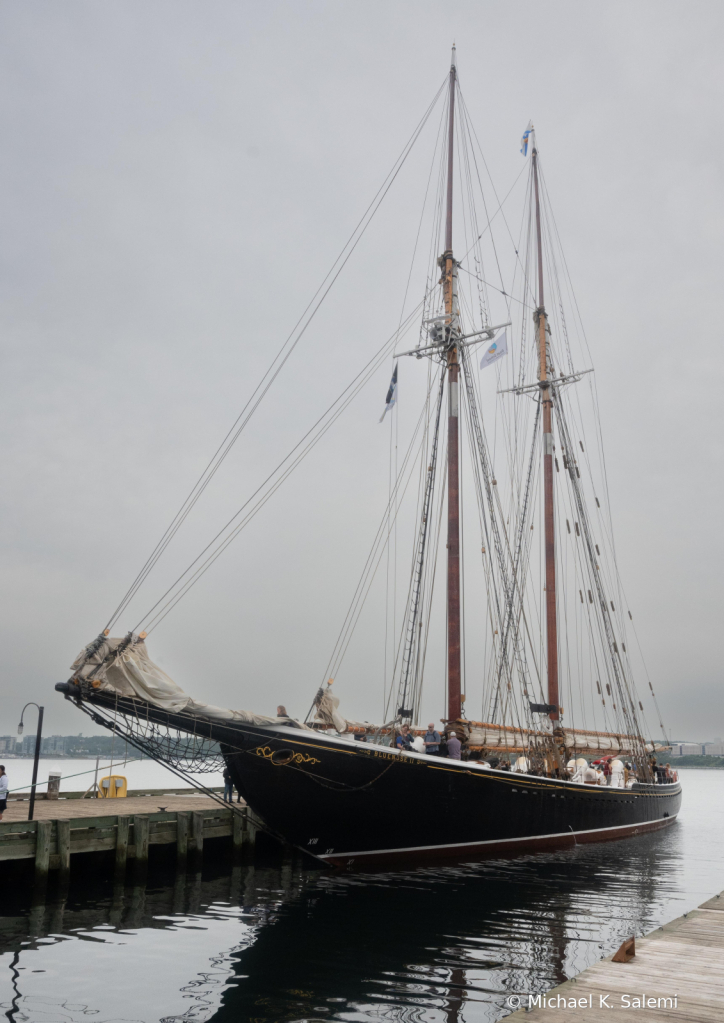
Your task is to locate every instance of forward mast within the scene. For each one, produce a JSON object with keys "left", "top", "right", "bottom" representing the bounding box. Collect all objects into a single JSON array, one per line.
[{"left": 443, "top": 46, "right": 461, "bottom": 722}]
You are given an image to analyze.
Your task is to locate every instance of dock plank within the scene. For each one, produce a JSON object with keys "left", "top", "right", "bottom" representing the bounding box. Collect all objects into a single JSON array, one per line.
[
  {"left": 505, "top": 890, "right": 724, "bottom": 1021},
  {"left": 0, "top": 794, "right": 233, "bottom": 823}
]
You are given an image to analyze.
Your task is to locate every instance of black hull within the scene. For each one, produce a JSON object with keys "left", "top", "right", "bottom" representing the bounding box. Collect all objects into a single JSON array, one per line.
[
  {"left": 67, "top": 690, "right": 682, "bottom": 868},
  {"left": 221, "top": 723, "right": 681, "bottom": 867}
]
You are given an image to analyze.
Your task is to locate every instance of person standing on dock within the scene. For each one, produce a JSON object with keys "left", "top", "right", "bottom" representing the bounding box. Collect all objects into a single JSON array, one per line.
[
  {"left": 223, "top": 766, "right": 233, "bottom": 803},
  {"left": 0, "top": 766, "right": 7, "bottom": 820}
]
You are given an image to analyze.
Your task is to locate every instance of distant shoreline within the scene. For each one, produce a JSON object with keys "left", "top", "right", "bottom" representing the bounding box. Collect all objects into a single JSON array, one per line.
[
  {"left": 670, "top": 755, "right": 724, "bottom": 770},
  {"left": 0, "top": 752, "right": 150, "bottom": 761},
  {"left": 0, "top": 754, "right": 151, "bottom": 760}
]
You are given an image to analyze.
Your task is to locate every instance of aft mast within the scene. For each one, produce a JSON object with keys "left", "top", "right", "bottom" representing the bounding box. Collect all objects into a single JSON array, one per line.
[
  {"left": 443, "top": 46, "right": 461, "bottom": 722},
  {"left": 532, "top": 141, "right": 560, "bottom": 724}
]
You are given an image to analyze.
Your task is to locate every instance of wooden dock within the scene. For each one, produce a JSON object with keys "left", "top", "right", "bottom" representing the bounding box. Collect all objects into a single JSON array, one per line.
[
  {"left": 0, "top": 795, "right": 262, "bottom": 887},
  {"left": 0, "top": 793, "right": 233, "bottom": 823},
  {"left": 505, "top": 890, "right": 724, "bottom": 1021}
]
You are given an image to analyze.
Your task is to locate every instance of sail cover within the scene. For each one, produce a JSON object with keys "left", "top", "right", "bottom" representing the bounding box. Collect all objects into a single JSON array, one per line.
[
  {"left": 312, "top": 686, "right": 347, "bottom": 732},
  {"left": 71, "top": 637, "right": 310, "bottom": 729}
]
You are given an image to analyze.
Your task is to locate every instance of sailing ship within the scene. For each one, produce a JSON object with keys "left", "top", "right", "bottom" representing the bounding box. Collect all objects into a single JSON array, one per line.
[{"left": 56, "top": 48, "right": 680, "bottom": 867}]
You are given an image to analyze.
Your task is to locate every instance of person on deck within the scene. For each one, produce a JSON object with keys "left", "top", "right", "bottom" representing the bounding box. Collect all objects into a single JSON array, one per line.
[
  {"left": 423, "top": 724, "right": 441, "bottom": 756},
  {"left": 276, "top": 705, "right": 289, "bottom": 718},
  {"left": 446, "top": 731, "right": 462, "bottom": 760},
  {"left": 0, "top": 767, "right": 7, "bottom": 820},
  {"left": 395, "top": 724, "right": 413, "bottom": 751}
]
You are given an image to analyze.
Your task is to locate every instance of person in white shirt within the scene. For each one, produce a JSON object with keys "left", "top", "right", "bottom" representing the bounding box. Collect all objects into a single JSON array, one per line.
[{"left": 0, "top": 766, "right": 8, "bottom": 820}]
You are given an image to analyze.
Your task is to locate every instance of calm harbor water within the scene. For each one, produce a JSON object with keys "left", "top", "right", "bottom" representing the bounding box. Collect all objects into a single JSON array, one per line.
[
  {"left": 4, "top": 758, "right": 225, "bottom": 795},
  {"left": 0, "top": 768, "right": 721, "bottom": 1022}
]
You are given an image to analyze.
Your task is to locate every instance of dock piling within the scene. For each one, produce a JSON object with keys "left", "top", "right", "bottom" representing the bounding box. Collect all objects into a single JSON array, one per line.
[
  {"left": 34, "top": 820, "right": 51, "bottom": 891},
  {"left": 244, "top": 809, "right": 258, "bottom": 852},
  {"left": 133, "top": 816, "right": 149, "bottom": 871},
  {"left": 176, "top": 811, "right": 189, "bottom": 866},
  {"left": 48, "top": 895, "right": 66, "bottom": 933},
  {"left": 109, "top": 884, "right": 124, "bottom": 928},
  {"left": 115, "top": 815, "right": 130, "bottom": 880},
  {"left": 56, "top": 819, "right": 71, "bottom": 883},
  {"left": 191, "top": 811, "right": 204, "bottom": 866},
  {"left": 125, "top": 884, "right": 146, "bottom": 930},
  {"left": 232, "top": 812, "right": 245, "bottom": 857},
  {"left": 172, "top": 873, "right": 186, "bottom": 914}
]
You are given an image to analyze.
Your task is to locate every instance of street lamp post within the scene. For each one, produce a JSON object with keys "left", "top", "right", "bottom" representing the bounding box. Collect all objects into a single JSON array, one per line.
[{"left": 18, "top": 703, "right": 44, "bottom": 822}]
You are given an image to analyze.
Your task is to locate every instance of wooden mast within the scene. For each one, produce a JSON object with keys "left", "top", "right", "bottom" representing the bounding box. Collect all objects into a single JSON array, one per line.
[
  {"left": 532, "top": 142, "right": 560, "bottom": 722},
  {"left": 444, "top": 46, "right": 461, "bottom": 722}
]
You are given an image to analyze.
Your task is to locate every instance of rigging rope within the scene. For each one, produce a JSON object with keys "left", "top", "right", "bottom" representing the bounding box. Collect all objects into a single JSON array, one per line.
[
  {"left": 135, "top": 303, "right": 426, "bottom": 632},
  {"left": 106, "top": 78, "right": 449, "bottom": 632}
]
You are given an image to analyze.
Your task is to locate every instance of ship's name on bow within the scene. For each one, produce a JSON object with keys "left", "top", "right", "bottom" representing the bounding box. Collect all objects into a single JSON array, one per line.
[{"left": 372, "top": 750, "right": 424, "bottom": 764}]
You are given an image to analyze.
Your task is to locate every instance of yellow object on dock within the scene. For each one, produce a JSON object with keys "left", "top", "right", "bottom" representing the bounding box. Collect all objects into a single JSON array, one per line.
[
  {"left": 506, "top": 890, "right": 724, "bottom": 1021},
  {"left": 97, "top": 775, "right": 127, "bottom": 798}
]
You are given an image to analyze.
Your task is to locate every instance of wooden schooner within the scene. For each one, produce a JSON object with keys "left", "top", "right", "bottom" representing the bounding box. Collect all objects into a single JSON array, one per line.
[{"left": 57, "top": 47, "right": 680, "bottom": 867}]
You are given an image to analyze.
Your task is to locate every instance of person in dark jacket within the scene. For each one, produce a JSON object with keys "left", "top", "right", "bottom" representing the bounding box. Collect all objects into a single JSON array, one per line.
[
  {"left": 223, "top": 766, "right": 233, "bottom": 803},
  {"left": 395, "top": 724, "right": 413, "bottom": 750},
  {"left": 423, "top": 723, "right": 441, "bottom": 755}
]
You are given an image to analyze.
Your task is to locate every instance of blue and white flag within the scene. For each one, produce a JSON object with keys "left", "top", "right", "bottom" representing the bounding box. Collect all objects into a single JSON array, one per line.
[
  {"left": 520, "top": 121, "right": 533, "bottom": 156},
  {"left": 480, "top": 330, "right": 508, "bottom": 370},
  {"left": 379, "top": 363, "right": 398, "bottom": 422}
]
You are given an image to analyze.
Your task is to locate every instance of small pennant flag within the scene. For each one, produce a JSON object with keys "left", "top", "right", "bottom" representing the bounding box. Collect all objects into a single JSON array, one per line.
[
  {"left": 520, "top": 121, "right": 533, "bottom": 156},
  {"left": 480, "top": 330, "right": 508, "bottom": 370},
  {"left": 379, "top": 363, "right": 398, "bottom": 422}
]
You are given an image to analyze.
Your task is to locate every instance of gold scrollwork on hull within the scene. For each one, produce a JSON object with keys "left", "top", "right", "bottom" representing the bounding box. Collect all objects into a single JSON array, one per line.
[{"left": 252, "top": 745, "right": 320, "bottom": 767}]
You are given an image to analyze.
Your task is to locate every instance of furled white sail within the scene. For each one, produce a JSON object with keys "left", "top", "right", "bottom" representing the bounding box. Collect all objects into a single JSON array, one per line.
[
  {"left": 464, "top": 719, "right": 660, "bottom": 754},
  {"left": 71, "top": 637, "right": 310, "bottom": 729},
  {"left": 312, "top": 686, "right": 347, "bottom": 733}
]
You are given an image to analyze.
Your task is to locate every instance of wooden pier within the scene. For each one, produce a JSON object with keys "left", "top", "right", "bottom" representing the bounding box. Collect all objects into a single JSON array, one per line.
[
  {"left": 506, "top": 889, "right": 724, "bottom": 1021},
  {"left": 0, "top": 795, "right": 262, "bottom": 887}
]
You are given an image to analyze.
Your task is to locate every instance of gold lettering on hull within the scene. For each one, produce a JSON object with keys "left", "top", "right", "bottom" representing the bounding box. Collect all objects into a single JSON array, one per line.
[{"left": 252, "top": 745, "right": 321, "bottom": 766}]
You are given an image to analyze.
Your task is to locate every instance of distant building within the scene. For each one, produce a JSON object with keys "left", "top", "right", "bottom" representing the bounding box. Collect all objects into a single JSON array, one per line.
[
  {"left": 671, "top": 742, "right": 724, "bottom": 756},
  {"left": 703, "top": 742, "right": 724, "bottom": 756},
  {"left": 19, "top": 734, "right": 39, "bottom": 756},
  {"left": 41, "top": 735, "right": 66, "bottom": 755},
  {"left": 0, "top": 732, "right": 144, "bottom": 758}
]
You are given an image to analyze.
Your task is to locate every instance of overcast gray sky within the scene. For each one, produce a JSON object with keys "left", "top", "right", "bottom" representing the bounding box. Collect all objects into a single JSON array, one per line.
[{"left": 1, "top": 1, "right": 722, "bottom": 742}]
